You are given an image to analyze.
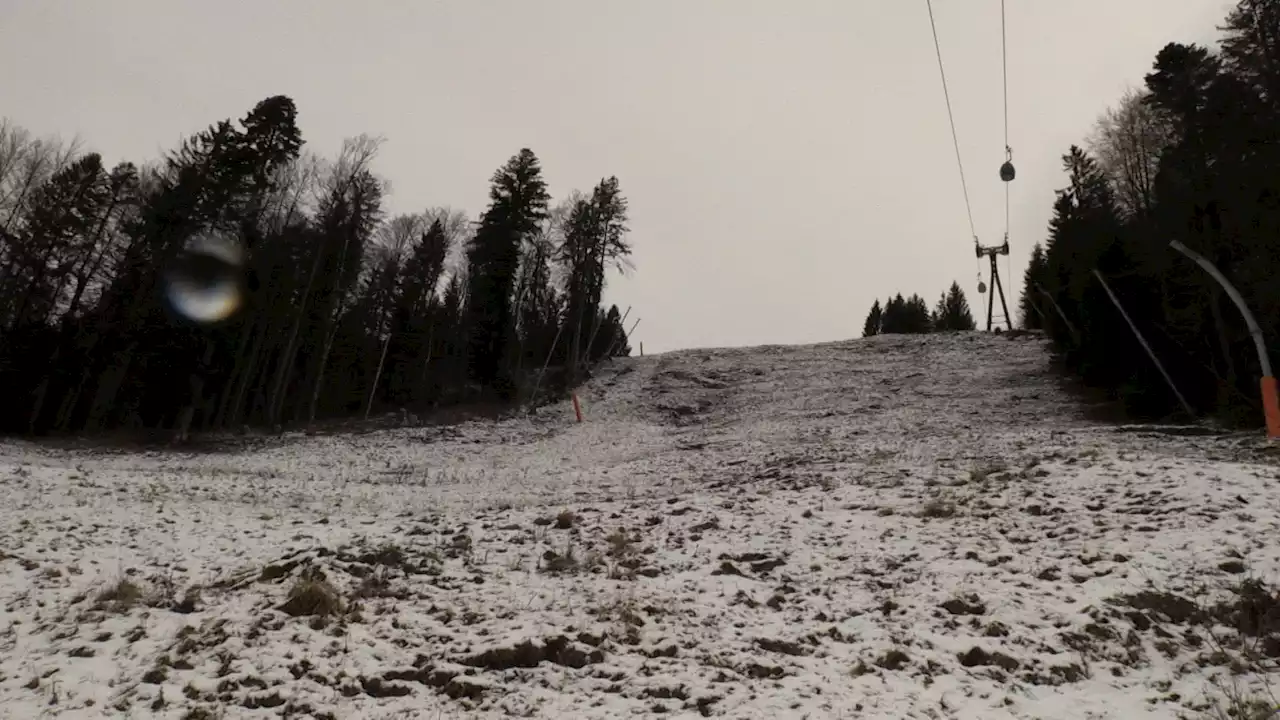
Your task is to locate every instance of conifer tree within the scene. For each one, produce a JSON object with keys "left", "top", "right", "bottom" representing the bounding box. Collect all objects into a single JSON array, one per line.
[
  {"left": 862, "top": 299, "right": 882, "bottom": 337},
  {"left": 938, "top": 282, "right": 976, "bottom": 331},
  {"left": 464, "top": 149, "right": 550, "bottom": 399}
]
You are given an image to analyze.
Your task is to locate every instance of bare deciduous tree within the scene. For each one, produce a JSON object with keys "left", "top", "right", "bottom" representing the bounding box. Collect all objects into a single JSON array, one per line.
[
  {"left": 423, "top": 206, "right": 472, "bottom": 282},
  {"left": 1088, "top": 88, "right": 1173, "bottom": 219},
  {"left": 301, "top": 135, "right": 387, "bottom": 424}
]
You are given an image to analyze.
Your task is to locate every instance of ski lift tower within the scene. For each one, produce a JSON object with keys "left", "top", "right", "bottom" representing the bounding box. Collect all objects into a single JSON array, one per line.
[{"left": 976, "top": 238, "right": 1012, "bottom": 332}]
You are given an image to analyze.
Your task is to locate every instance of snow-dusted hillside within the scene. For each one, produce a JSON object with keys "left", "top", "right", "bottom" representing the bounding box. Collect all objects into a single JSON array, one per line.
[{"left": 2, "top": 332, "right": 1278, "bottom": 719}]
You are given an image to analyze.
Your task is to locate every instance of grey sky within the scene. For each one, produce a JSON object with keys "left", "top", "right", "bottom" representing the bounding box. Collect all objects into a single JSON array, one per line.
[{"left": 1, "top": 1, "right": 1231, "bottom": 353}]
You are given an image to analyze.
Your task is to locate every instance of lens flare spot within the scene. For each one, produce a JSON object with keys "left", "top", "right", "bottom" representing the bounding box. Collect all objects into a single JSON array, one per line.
[{"left": 164, "top": 232, "right": 245, "bottom": 324}]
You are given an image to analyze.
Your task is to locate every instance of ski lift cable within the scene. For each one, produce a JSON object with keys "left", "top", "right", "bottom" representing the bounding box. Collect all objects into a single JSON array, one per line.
[
  {"left": 1001, "top": 0, "right": 1010, "bottom": 159},
  {"left": 925, "top": 0, "right": 978, "bottom": 244},
  {"left": 928, "top": 0, "right": 1015, "bottom": 303},
  {"left": 1001, "top": 0, "right": 1014, "bottom": 304}
]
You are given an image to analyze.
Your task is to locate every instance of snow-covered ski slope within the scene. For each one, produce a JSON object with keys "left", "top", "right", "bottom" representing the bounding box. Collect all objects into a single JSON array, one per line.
[{"left": 2, "top": 332, "right": 1279, "bottom": 720}]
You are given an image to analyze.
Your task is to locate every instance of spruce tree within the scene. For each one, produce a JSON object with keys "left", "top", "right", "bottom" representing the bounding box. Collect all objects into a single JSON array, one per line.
[
  {"left": 904, "top": 294, "right": 932, "bottom": 333},
  {"left": 464, "top": 149, "right": 550, "bottom": 399},
  {"left": 1020, "top": 243, "right": 1049, "bottom": 330},
  {"left": 939, "top": 282, "right": 976, "bottom": 331},
  {"left": 881, "top": 294, "right": 906, "bottom": 334},
  {"left": 931, "top": 293, "right": 946, "bottom": 332},
  {"left": 862, "top": 300, "right": 882, "bottom": 337}
]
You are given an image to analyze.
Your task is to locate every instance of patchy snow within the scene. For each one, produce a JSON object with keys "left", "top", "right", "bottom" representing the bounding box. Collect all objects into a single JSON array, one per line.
[{"left": 2, "top": 332, "right": 1279, "bottom": 719}]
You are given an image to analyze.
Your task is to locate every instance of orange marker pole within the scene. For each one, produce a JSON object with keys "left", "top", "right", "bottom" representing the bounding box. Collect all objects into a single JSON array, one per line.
[
  {"left": 1169, "top": 240, "right": 1280, "bottom": 438},
  {"left": 572, "top": 393, "right": 583, "bottom": 423},
  {"left": 1262, "top": 377, "right": 1280, "bottom": 439}
]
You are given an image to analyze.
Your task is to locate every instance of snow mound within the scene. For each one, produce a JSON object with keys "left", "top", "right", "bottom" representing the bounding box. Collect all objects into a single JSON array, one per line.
[{"left": 2, "top": 332, "right": 1279, "bottom": 719}]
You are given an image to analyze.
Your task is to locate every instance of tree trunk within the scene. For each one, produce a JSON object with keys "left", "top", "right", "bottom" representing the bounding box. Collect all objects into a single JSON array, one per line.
[
  {"left": 1208, "top": 283, "right": 1238, "bottom": 407},
  {"left": 54, "top": 329, "right": 101, "bottom": 432},
  {"left": 1, "top": 164, "right": 45, "bottom": 233},
  {"left": 569, "top": 302, "right": 583, "bottom": 383},
  {"left": 267, "top": 238, "right": 325, "bottom": 425},
  {"left": 9, "top": 263, "right": 50, "bottom": 329},
  {"left": 414, "top": 306, "right": 438, "bottom": 400},
  {"left": 228, "top": 319, "right": 268, "bottom": 427},
  {"left": 301, "top": 212, "right": 359, "bottom": 424},
  {"left": 26, "top": 337, "right": 66, "bottom": 434},
  {"left": 213, "top": 315, "right": 257, "bottom": 428},
  {"left": 85, "top": 344, "right": 135, "bottom": 431},
  {"left": 175, "top": 339, "right": 217, "bottom": 441},
  {"left": 581, "top": 308, "right": 605, "bottom": 369},
  {"left": 567, "top": 275, "right": 587, "bottom": 384},
  {"left": 305, "top": 314, "right": 343, "bottom": 424},
  {"left": 62, "top": 184, "right": 126, "bottom": 320}
]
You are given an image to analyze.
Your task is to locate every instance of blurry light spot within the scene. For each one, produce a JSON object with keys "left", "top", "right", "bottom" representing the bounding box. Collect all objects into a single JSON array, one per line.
[{"left": 164, "top": 231, "right": 245, "bottom": 323}]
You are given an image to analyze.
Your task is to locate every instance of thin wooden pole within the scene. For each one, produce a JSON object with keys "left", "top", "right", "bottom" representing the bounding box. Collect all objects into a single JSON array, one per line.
[
  {"left": 364, "top": 332, "right": 393, "bottom": 420},
  {"left": 607, "top": 317, "right": 640, "bottom": 359},
  {"left": 602, "top": 307, "right": 634, "bottom": 358},
  {"left": 608, "top": 306, "right": 633, "bottom": 355},
  {"left": 1035, "top": 282, "right": 1079, "bottom": 343},
  {"left": 579, "top": 310, "right": 605, "bottom": 369},
  {"left": 528, "top": 314, "right": 568, "bottom": 409},
  {"left": 1093, "top": 269, "right": 1194, "bottom": 419}
]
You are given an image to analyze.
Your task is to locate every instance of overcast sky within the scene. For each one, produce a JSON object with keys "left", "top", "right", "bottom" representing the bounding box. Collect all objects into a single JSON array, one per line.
[{"left": 1, "top": 1, "right": 1232, "bottom": 353}]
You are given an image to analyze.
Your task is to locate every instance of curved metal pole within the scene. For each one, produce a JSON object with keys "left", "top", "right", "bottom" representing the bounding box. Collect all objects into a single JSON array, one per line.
[{"left": 1169, "top": 239, "right": 1280, "bottom": 437}]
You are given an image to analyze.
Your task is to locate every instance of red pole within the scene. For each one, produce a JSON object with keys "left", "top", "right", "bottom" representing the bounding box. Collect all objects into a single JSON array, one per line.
[
  {"left": 1262, "top": 377, "right": 1280, "bottom": 439},
  {"left": 571, "top": 393, "right": 583, "bottom": 423}
]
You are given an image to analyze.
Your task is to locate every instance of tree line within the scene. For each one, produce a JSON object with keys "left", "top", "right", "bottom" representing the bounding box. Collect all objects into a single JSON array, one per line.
[
  {"left": 1020, "top": 0, "right": 1280, "bottom": 427},
  {"left": 862, "top": 281, "right": 977, "bottom": 337},
  {"left": 0, "top": 97, "right": 634, "bottom": 437}
]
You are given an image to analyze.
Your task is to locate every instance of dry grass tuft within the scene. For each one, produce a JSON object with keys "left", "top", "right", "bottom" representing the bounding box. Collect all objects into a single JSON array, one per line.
[
  {"left": 96, "top": 577, "right": 144, "bottom": 612},
  {"left": 278, "top": 569, "right": 343, "bottom": 618}
]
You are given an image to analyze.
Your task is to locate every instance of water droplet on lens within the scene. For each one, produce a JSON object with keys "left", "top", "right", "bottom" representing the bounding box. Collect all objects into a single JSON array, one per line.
[{"left": 164, "top": 232, "right": 245, "bottom": 323}]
